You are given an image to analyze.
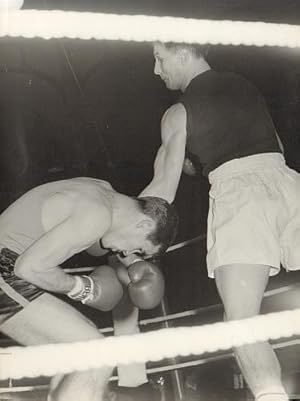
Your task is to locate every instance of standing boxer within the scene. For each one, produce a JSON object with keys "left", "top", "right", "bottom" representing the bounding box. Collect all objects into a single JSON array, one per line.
[{"left": 140, "top": 42, "right": 300, "bottom": 401}]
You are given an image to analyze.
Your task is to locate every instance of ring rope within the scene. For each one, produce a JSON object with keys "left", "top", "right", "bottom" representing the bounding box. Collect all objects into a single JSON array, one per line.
[
  {"left": 96, "top": 284, "right": 297, "bottom": 334},
  {"left": 167, "top": 234, "right": 205, "bottom": 253},
  {"left": 63, "top": 234, "right": 206, "bottom": 274},
  {"left": 0, "top": 10, "right": 300, "bottom": 48},
  {"left": 1, "top": 309, "right": 300, "bottom": 380},
  {"left": 2, "top": 338, "right": 300, "bottom": 394}
]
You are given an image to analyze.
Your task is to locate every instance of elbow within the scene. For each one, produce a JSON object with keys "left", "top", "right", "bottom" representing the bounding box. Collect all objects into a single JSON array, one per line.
[
  {"left": 14, "top": 256, "right": 34, "bottom": 282},
  {"left": 165, "top": 194, "right": 175, "bottom": 204},
  {"left": 157, "top": 188, "right": 176, "bottom": 204},
  {"left": 140, "top": 178, "right": 177, "bottom": 203},
  {"left": 157, "top": 192, "right": 176, "bottom": 204}
]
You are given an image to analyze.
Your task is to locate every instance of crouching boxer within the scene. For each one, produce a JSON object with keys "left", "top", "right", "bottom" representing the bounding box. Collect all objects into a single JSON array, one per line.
[{"left": 0, "top": 177, "right": 178, "bottom": 401}]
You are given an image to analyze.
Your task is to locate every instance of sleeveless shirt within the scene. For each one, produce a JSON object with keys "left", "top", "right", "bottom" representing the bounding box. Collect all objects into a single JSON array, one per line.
[{"left": 179, "top": 70, "right": 281, "bottom": 176}]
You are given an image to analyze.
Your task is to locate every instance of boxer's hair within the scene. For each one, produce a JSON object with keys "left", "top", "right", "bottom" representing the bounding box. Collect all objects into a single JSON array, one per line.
[
  {"left": 159, "top": 42, "right": 209, "bottom": 58},
  {"left": 136, "top": 196, "right": 178, "bottom": 255}
]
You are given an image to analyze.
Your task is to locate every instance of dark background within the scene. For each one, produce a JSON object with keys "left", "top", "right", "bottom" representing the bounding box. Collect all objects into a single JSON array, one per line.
[{"left": 0, "top": 1, "right": 300, "bottom": 398}]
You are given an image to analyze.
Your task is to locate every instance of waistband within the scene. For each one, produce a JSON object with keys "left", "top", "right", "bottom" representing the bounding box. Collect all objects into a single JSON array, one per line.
[
  {"left": 0, "top": 247, "right": 19, "bottom": 277},
  {"left": 208, "top": 153, "right": 285, "bottom": 184},
  {"left": 0, "top": 247, "right": 43, "bottom": 315}
]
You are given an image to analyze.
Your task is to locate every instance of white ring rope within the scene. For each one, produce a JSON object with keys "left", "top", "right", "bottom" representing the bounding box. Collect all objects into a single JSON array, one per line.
[
  {"left": 2, "top": 338, "right": 300, "bottom": 394},
  {"left": 1, "top": 309, "right": 300, "bottom": 380},
  {"left": 0, "top": 10, "right": 300, "bottom": 48},
  {"left": 71, "top": 284, "right": 295, "bottom": 335}
]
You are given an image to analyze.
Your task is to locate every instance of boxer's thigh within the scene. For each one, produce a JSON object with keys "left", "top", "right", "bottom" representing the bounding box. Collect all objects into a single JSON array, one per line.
[{"left": 1, "top": 293, "right": 102, "bottom": 346}]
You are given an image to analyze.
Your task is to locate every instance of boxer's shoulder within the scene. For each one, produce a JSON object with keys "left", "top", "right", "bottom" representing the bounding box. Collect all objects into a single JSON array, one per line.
[{"left": 41, "top": 190, "right": 111, "bottom": 233}]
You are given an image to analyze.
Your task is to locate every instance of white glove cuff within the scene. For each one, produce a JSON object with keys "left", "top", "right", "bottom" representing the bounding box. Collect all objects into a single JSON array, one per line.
[
  {"left": 67, "top": 275, "right": 94, "bottom": 302},
  {"left": 81, "top": 276, "right": 97, "bottom": 304}
]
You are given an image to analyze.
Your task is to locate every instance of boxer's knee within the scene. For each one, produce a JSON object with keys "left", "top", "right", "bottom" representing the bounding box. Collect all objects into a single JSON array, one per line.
[
  {"left": 48, "top": 374, "right": 65, "bottom": 400},
  {"left": 48, "top": 369, "right": 112, "bottom": 401},
  {"left": 215, "top": 263, "right": 270, "bottom": 321}
]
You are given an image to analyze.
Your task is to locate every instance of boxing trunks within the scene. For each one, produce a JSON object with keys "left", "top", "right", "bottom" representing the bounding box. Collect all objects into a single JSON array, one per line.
[{"left": 0, "top": 248, "right": 44, "bottom": 325}]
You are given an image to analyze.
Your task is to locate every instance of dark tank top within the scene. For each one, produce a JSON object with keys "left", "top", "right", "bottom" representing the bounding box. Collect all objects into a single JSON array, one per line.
[{"left": 179, "top": 70, "right": 281, "bottom": 176}]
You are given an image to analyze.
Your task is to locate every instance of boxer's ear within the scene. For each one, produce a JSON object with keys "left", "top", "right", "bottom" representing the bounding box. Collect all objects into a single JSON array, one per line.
[
  {"left": 137, "top": 219, "right": 155, "bottom": 234},
  {"left": 178, "top": 48, "right": 190, "bottom": 65}
]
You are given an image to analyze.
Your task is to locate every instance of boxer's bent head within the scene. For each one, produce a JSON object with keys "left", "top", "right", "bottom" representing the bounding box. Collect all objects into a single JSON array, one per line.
[{"left": 136, "top": 196, "right": 178, "bottom": 255}]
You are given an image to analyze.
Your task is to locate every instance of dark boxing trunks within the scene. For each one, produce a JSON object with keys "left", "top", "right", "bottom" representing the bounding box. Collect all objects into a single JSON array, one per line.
[{"left": 0, "top": 248, "right": 44, "bottom": 325}]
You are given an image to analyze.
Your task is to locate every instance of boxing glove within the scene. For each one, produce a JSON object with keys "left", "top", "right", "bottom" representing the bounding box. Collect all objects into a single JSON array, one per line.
[
  {"left": 67, "top": 265, "right": 123, "bottom": 311},
  {"left": 127, "top": 261, "right": 165, "bottom": 310}
]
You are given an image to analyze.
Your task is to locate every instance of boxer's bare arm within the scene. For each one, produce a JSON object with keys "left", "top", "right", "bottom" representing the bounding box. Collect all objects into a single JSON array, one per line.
[
  {"left": 139, "top": 103, "right": 187, "bottom": 203},
  {"left": 14, "top": 195, "right": 111, "bottom": 293}
]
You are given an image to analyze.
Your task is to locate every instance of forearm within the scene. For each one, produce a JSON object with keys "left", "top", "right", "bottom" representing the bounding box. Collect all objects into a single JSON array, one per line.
[
  {"left": 15, "top": 255, "right": 75, "bottom": 293},
  {"left": 139, "top": 148, "right": 179, "bottom": 202}
]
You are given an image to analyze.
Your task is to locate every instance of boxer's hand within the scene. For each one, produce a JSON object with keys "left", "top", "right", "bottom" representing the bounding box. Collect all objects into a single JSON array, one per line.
[
  {"left": 67, "top": 266, "right": 123, "bottom": 311},
  {"left": 127, "top": 261, "right": 165, "bottom": 309}
]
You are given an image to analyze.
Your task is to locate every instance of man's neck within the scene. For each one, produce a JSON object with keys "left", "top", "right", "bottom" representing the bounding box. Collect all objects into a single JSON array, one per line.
[
  {"left": 110, "top": 194, "right": 138, "bottom": 232},
  {"left": 182, "top": 59, "right": 211, "bottom": 91}
]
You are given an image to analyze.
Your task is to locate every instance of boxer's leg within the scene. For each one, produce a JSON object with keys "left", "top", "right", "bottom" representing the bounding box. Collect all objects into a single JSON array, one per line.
[
  {"left": 215, "top": 264, "right": 289, "bottom": 401},
  {"left": 1, "top": 293, "right": 112, "bottom": 401}
]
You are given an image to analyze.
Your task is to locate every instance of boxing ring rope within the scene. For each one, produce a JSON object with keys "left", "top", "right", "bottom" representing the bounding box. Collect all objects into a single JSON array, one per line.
[
  {"left": 1, "top": 308, "right": 300, "bottom": 380},
  {"left": 89, "top": 282, "right": 299, "bottom": 335},
  {"left": 0, "top": 10, "right": 300, "bottom": 48},
  {"left": 63, "top": 234, "right": 206, "bottom": 274},
  {"left": 2, "top": 338, "right": 300, "bottom": 394}
]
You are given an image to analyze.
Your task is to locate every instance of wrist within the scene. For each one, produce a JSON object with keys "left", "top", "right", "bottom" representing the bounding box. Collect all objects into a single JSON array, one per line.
[
  {"left": 67, "top": 275, "right": 95, "bottom": 303},
  {"left": 67, "top": 276, "right": 82, "bottom": 297}
]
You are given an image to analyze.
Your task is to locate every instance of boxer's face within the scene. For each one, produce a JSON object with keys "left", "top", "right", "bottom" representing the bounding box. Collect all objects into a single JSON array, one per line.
[
  {"left": 153, "top": 43, "right": 184, "bottom": 91},
  {"left": 102, "top": 223, "right": 160, "bottom": 258}
]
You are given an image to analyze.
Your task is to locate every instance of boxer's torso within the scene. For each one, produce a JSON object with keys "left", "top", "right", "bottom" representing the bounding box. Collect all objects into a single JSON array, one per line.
[
  {"left": 0, "top": 177, "right": 114, "bottom": 254},
  {"left": 179, "top": 70, "right": 281, "bottom": 176}
]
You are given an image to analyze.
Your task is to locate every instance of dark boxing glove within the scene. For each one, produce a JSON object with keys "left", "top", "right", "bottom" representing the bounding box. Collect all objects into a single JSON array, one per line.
[
  {"left": 127, "top": 260, "right": 165, "bottom": 310},
  {"left": 67, "top": 265, "right": 123, "bottom": 311}
]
